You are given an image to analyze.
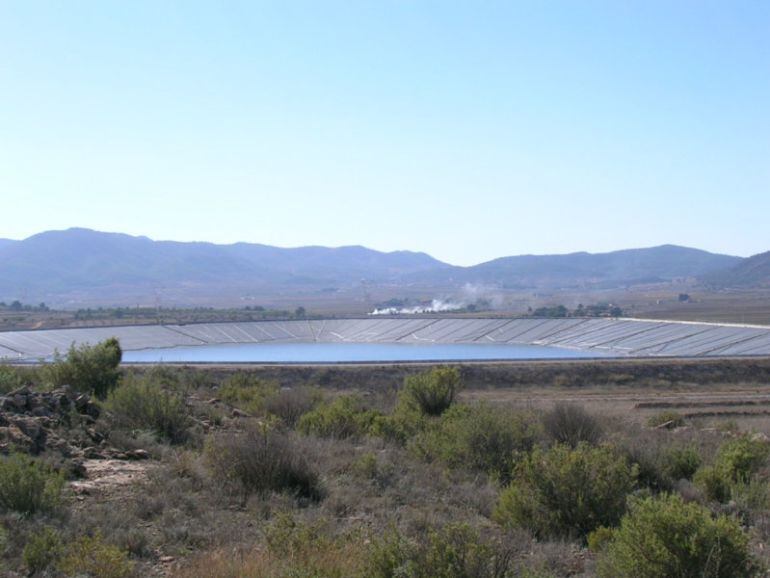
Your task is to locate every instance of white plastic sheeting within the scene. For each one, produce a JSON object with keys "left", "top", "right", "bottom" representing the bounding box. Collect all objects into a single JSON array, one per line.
[{"left": 2, "top": 317, "right": 770, "bottom": 360}]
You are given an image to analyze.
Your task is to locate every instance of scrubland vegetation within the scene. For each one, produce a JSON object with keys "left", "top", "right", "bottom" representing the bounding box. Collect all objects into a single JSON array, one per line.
[{"left": 2, "top": 341, "right": 770, "bottom": 576}]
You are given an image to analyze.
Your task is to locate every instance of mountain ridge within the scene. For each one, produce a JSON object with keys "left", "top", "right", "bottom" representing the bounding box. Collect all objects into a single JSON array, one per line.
[
  {"left": 701, "top": 251, "right": 770, "bottom": 288},
  {"left": 0, "top": 228, "right": 759, "bottom": 304}
]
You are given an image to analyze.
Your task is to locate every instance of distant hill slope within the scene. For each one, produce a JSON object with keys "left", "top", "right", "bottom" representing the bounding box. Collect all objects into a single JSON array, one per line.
[
  {"left": 410, "top": 245, "right": 742, "bottom": 289},
  {"left": 0, "top": 228, "right": 745, "bottom": 303},
  {"left": 0, "top": 228, "right": 447, "bottom": 295},
  {"left": 701, "top": 251, "right": 770, "bottom": 287}
]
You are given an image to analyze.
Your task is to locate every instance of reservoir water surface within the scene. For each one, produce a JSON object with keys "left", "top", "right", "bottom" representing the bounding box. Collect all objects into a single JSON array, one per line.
[{"left": 122, "top": 342, "right": 609, "bottom": 363}]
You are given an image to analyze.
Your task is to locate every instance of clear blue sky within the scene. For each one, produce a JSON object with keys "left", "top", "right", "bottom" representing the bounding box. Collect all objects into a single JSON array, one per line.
[{"left": 1, "top": 1, "right": 768, "bottom": 265}]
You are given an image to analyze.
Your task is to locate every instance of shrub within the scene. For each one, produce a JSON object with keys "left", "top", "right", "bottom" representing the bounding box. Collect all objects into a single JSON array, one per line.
[
  {"left": 297, "top": 395, "right": 381, "bottom": 439},
  {"left": 620, "top": 432, "right": 680, "bottom": 492},
  {"left": 351, "top": 451, "right": 380, "bottom": 480},
  {"left": 0, "top": 454, "right": 64, "bottom": 515},
  {"left": 598, "top": 494, "right": 756, "bottom": 578},
  {"left": 587, "top": 526, "right": 614, "bottom": 553},
  {"left": 694, "top": 436, "right": 769, "bottom": 503},
  {"left": 174, "top": 516, "right": 365, "bottom": 577},
  {"left": 23, "top": 527, "right": 63, "bottom": 574},
  {"left": 264, "top": 386, "right": 321, "bottom": 427},
  {"left": 410, "top": 404, "right": 539, "bottom": 483},
  {"left": 366, "top": 523, "right": 515, "bottom": 578},
  {"left": 732, "top": 477, "right": 770, "bottom": 525},
  {"left": 647, "top": 410, "right": 685, "bottom": 428},
  {"left": 542, "top": 403, "right": 602, "bottom": 448},
  {"left": 663, "top": 444, "right": 702, "bottom": 481},
  {"left": 57, "top": 533, "right": 134, "bottom": 578},
  {"left": 105, "top": 376, "right": 191, "bottom": 444},
  {"left": 0, "top": 365, "right": 24, "bottom": 394},
  {"left": 218, "top": 373, "right": 279, "bottom": 415},
  {"left": 694, "top": 465, "right": 732, "bottom": 503},
  {"left": 43, "top": 337, "right": 122, "bottom": 399},
  {"left": 494, "top": 443, "right": 637, "bottom": 540},
  {"left": 206, "top": 426, "right": 322, "bottom": 503},
  {"left": 714, "top": 436, "right": 769, "bottom": 483},
  {"left": 369, "top": 400, "right": 427, "bottom": 446},
  {"left": 402, "top": 367, "right": 462, "bottom": 417}
]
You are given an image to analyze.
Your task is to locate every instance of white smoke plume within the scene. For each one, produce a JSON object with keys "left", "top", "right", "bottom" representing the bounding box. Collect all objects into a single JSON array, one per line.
[{"left": 370, "top": 299, "right": 465, "bottom": 316}]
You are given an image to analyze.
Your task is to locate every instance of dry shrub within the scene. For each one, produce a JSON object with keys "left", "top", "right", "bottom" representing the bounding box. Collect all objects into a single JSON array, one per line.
[
  {"left": 647, "top": 410, "right": 685, "bottom": 428},
  {"left": 171, "top": 515, "right": 365, "bottom": 578},
  {"left": 542, "top": 403, "right": 603, "bottom": 448},
  {"left": 218, "top": 373, "right": 278, "bottom": 415},
  {"left": 410, "top": 403, "right": 539, "bottom": 483},
  {"left": 57, "top": 532, "right": 134, "bottom": 578},
  {"left": 264, "top": 386, "right": 321, "bottom": 427},
  {"left": 368, "top": 522, "right": 518, "bottom": 578},
  {"left": 206, "top": 426, "right": 322, "bottom": 503},
  {"left": 402, "top": 367, "right": 462, "bottom": 417},
  {"left": 297, "top": 395, "right": 381, "bottom": 439},
  {"left": 0, "top": 454, "right": 64, "bottom": 516},
  {"left": 105, "top": 375, "right": 191, "bottom": 444}
]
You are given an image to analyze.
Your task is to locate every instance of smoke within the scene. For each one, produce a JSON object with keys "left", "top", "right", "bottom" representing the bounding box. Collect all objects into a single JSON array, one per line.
[
  {"left": 459, "top": 283, "right": 505, "bottom": 308},
  {"left": 370, "top": 299, "right": 465, "bottom": 316},
  {"left": 369, "top": 284, "right": 507, "bottom": 316}
]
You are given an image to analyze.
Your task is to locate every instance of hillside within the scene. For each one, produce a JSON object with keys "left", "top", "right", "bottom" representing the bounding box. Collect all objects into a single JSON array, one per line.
[
  {"left": 701, "top": 251, "right": 770, "bottom": 287},
  {"left": 0, "top": 229, "right": 746, "bottom": 305},
  {"left": 411, "top": 245, "right": 741, "bottom": 289},
  {"left": 0, "top": 228, "right": 447, "bottom": 298}
]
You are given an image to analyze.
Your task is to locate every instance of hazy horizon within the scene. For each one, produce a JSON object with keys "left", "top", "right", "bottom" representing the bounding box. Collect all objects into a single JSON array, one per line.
[{"left": 0, "top": 226, "right": 756, "bottom": 266}]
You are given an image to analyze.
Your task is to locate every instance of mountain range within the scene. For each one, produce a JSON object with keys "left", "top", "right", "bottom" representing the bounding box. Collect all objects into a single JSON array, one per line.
[{"left": 0, "top": 228, "right": 764, "bottom": 306}]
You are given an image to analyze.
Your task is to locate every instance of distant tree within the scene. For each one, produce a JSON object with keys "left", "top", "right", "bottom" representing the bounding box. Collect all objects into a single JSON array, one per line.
[
  {"left": 678, "top": 293, "right": 691, "bottom": 302},
  {"left": 9, "top": 300, "right": 22, "bottom": 312},
  {"left": 294, "top": 306, "right": 306, "bottom": 318}
]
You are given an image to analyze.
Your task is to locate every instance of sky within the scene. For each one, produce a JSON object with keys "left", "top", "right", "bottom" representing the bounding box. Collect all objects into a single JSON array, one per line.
[{"left": 1, "top": 1, "right": 768, "bottom": 266}]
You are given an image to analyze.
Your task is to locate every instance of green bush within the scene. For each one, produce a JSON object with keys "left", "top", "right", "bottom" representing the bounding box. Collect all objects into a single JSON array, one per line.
[
  {"left": 206, "top": 426, "right": 322, "bottom": 503},
  {"left": 494, "top": 443, "right": 637, "bottom": 540},
  {"left": 694, "top": 465, "right": 732, "bottom": 503},
  {"left": 401, "top": 367, "right": 462, "bottom": 417},
  {"left": 542, "top": 403, "right": 603, "bottom": 448},
  {"left": 366, "top": 523, "right": 515, "bottom": 578},
  {"left": 105, "top": 376, "right": 191, "bottom": 444},
  {"left": 714, "top": 436, "right": 769, "bottom": 483},
  {"left": 587, "top": 526, "right": 614, "bottom": 553},
  {"left": 23, "top": 527, "right": 63, "bottom": 574},
  {"left": 43, "top": 337, "right": 122, "bottom": 399},
  {"left": 598, "top": 494, "right": 756, "bottom": 578},
  {"left": 410, "top": 403, "right": 539, "bottom": 483},
  {"left": 369, "top": 399, "right": 427, "bottom": 446},
  {"left": 663, "top": 444, "right": 702, "bottom": 481},
  {"left": 0, "top": 365, "right": 24, "bottom": 394},
  {"left": 351, "top": 452, "right": 386, "bottom": 483},
  {"left": 297, "top": 395, "right": 381, "bottom": 439},
  {"left": 0, "top": 454, "right": 64, "bottom": 516},
  {"left": 57, "top": 533, "right": 134, "bottom": 578},
  {"left": 218, "top": 373, "right": 279, "bottom": 415},
  {"left": 694, "top": 436, "right": 769, "bottom": 503}
]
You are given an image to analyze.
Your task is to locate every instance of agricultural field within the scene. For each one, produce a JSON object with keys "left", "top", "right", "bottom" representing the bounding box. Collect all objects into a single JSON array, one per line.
[{"left": 2, "top": 344, "right": 770, "bottom": 576}]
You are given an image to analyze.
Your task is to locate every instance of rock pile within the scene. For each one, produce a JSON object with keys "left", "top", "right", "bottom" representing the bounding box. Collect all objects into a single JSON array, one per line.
[{"left": 0, "top": 386, "right": 146, "bottom": 462}]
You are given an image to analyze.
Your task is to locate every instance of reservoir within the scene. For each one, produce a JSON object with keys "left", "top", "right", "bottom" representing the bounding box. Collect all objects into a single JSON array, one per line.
[{"left": 121, "top": 342, "right": 607, "bottom": 363}]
